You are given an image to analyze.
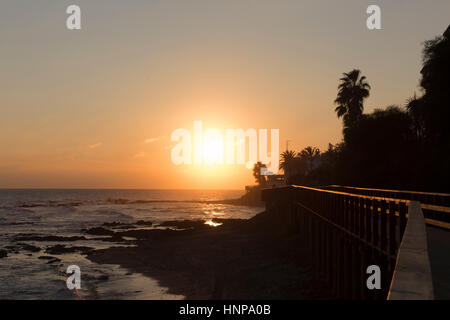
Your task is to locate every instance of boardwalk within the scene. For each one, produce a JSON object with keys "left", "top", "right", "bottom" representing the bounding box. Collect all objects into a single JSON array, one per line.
[
  {"left": 324, "top": 185, "right": 450, "bottom": 299},
  {"left": 262, "top": 185, "right": 448, "bottom": 299},
  {"left": 323, "top": 185, "right": 450, "bottom": 299}
]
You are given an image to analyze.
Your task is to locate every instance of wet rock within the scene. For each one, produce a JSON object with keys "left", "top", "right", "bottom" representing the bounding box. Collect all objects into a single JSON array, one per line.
[
  {"left": 38, "top": 255, "right": 57, "bottom": 260},
  {"left": 45, "top": 244, "right": 93, "bottom": 255},
  {"left": 136, "top": 220, "right": 153, "bottom": 226},
  {"left": 97, "top": 275, "right": 109, "bottom": 281},
  {"left": 57, "top": 202, "right": 81, "bottom": 207},
  {"left": 7, "top": 222, "right": 34, "bottom": 226},
  {"left": 15, "top": 235, "right": 87, "bottom": 242},
  {"left": 5, "top": 245, "right": 18, "bottom": 252},
  {"left": 47, "top": 258, "right": 61, "bottom": 264},
  {"left": 103, "top": 221, "right": 126, "bottom": 227},
  {"left": 84, "top": 227, "right": 115, "bottom": 236},
  {"left": 19, "top": 244, "right": 41, "bottom": 252},
  {"left": 114, "top": 228, "right": 181, "bottom": 240},
  {"left": 159, "top": 220, "right": 207, "bottom": 229},
  {"left": 102, "top": 221, "right": 141, "bottom": 229},
  {"left": 112, "top": 225, "right": 136, "bottom": 230}
]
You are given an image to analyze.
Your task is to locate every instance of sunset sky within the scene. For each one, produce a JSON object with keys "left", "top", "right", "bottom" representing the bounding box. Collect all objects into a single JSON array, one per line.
[{"left": 1, "top": 0, "right": 449, "bottom": 189}]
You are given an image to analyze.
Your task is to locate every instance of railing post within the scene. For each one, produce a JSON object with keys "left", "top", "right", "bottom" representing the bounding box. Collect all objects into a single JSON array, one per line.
[
  {"left": 365, "top": 198, "right": 372, "bottom": 243},
  {"left": 358, "top": 198, "right": 364, "bottom": 239},
  {"left": 380, "top": 200, "right": 387, "bottom": 251},
  {"left": 399, "top": 202, "right": 407, "bottom": 238},
  {"left": 388, "top": 201, "right": 397, "bottom": 255},
  {"left": 372, "top": 200, "right": 379, "bottom": 247}
]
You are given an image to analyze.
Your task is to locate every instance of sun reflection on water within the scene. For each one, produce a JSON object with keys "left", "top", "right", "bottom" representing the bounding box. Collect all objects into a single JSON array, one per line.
[{"left": 204, "top": 220, "right": 223, "bottom": 227}]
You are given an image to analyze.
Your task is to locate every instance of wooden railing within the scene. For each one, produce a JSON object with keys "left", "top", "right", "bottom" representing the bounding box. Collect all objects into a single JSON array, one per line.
[
  {"left": 322, "top": 185, "right": 450, "bottom": 227},
  {"left": 262, "top": 185, "right": 410, "bottom": 299},
  {"left": 322, "top": 185, "right": 450, "bottom": 205}
]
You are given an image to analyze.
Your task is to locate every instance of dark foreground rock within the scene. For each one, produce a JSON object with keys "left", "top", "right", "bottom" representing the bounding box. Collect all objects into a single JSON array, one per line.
[
  {"left": 14, "top": 235, "right": 87, "bottom": 242},
  {"left": 45, "top": 244, "right": 93, "bottom": 255},
  {"left": 135, "top": 220, "right": 153, "bottom": 226},
  {"left": 17, "top": 243, "right": 41, "bottom": 252},
  {"left": 87, "top": 211, "right": 333, "bottom": 299},
  {"left": 38, "top": 255, "right": 57, "bottom": 260},
  {"left": 83, "top": 227, "right": 115, "bottom": 236},
  {"left": 38, "top": 256, "right": 61, "bottom": 264}
]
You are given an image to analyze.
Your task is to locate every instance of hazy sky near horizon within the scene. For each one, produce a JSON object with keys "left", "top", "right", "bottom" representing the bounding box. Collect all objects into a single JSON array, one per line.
[{"left": 1, "top": 0, "right": 449, "bottom": 189}]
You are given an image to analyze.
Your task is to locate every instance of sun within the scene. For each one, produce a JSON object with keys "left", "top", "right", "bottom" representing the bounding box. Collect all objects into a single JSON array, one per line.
[{"left": 202, "top": 135, "right": 223, "bottom": 165}]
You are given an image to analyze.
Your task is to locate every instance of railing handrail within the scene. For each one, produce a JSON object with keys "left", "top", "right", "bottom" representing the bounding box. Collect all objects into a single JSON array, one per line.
[
  {"left": 320, "top": 185, "right": 450, "bottom": 229},
  {"left": 326, "top": 185, "right": 450, "bottom": 197},
  {"left": 264, "top": 185, "right": 410, "bottom": 204}
]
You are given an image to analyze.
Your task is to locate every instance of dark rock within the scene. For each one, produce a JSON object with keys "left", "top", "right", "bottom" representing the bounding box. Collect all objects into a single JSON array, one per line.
[
  {"left": 15, "top": 235, "right": 87, "bottom": 242},
  {"left": 114, "top": 228, "right": 181, "bottom": 240},
  {"left": 113, "top": 225, "right": 136, "bottom": 230},
  {"left": 159, "top": 220, "right": 207, "bottom": 229},
  {"left": 57, "top": 202, "right": 81, "bottom": 207},
  {"left": 38, "top": 255, "right": 56, "bottom": 260},
  {"left": 47, "top": 258, "right": 61, "bottom": 264},
  {"left": 0, "top": 249, "right": 7, "bottom": 258},
  {"left": 91, "top": 235, "right": 126, "bottom": 242},
  {"left": 103, "top": 221, "right": 126, "bottom": 227},
  {"left": 19, "top": 244, "right": 41, "bottom": 252},
  {"left": 84, "top": 227, "right": 115, "bottom": 236},
  {"left": 136, "top": 220, "right": 153, "bottom": 226},
  {"left": 103, "top": 221, "right": 138, "bottom": 229},
  {"left": 45, "top": 244, "right": 93, "bottom": 255}
]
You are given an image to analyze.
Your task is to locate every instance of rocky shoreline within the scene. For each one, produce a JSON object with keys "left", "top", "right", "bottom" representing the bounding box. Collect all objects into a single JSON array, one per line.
[
  {"left": 2, "top": 208, "right": 332, "bottom": 299},
  {"left": 85, "top": 211, "right": 332, "bottom": 299}
]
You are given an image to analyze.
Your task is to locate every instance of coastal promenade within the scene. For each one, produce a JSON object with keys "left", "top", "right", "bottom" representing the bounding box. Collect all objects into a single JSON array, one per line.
[
  {"left": 261, "top": 185, "right": 448, "bottom": 299},
  {"left": 322, "top": 185, "right": 450, "bottom": 299}
]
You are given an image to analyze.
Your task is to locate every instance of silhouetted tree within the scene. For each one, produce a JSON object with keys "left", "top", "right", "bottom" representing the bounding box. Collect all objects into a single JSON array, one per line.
[
  {"left": 279, "top": 150, "right": 297, "bottom": 172},
  {"left": 406, "top": 24, "right": 450, "bottom": 190},
  {"left": 252, "top": 162, "right": 267, "bottom": 186},
  {"left": 406, "top": 94, "right": 427, "bottom": 141},
  {"left": 419, "top": 25, "right": 450, "bottom": 145},
  {"left": 309, "top": 143, "right": 343, "bottom": 185},
  {"left": 340, "top": 106, "right": 419, "bottom": 188},
  {"left": 299, "top": 146, "right": 320, "bottom": 159},
  {"left": 421, "top": 25, "right": 450, "bottom": 101},
  {"left": 299, "top": 146, "right": 320, "bottom": 173},
  {"left": 283, "top": 26, "right": 450, "bottom": 191},
  {"left": 334, "top": 69, "right": 371, "bottom": 128}
]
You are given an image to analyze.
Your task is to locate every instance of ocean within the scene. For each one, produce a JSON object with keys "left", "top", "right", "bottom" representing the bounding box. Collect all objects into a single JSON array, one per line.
[{"left": 0, "top": 189, "right": 262, "bottom": 299}]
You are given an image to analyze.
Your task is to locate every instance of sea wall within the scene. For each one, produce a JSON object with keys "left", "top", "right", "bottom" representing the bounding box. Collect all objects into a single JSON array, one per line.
[{"left": 388, "top": 201, "right": 434, "bottom": 300}]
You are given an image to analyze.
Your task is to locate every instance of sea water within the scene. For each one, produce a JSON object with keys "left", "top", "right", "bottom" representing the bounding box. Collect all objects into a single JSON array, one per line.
[{"left": 0, "top": 189, "right": 261, "bottom": 299}]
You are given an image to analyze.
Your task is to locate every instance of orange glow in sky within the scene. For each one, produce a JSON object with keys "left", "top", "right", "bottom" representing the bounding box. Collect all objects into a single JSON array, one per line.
[{"left": 1, "top": 1, "right": 449, "bottom": 189}]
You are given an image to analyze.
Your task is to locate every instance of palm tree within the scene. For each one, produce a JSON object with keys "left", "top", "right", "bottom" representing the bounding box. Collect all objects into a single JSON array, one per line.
[
  {"left": 334, "top": 69, "right": 371, "bottom": 127},
  {"left": 299, "top": 146, "right": 320, "bottom": 160},
  {"left": 252, "top": 162, "right": 267, "bottom": 185},
  {"left": 299, "top": 146, "right": 320, "bottom": 173},
  {"left": 279, "top": 150, "right": 297, "bottom": 172}
]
